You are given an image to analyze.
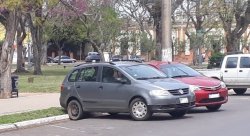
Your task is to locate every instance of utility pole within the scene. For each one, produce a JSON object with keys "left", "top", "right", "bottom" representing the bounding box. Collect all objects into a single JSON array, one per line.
[{"left": 161, "top": 0, "right": 172, "bottom": 62}]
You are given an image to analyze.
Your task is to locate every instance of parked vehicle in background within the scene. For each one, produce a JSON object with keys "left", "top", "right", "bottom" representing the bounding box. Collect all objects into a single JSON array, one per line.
[
  {"left": 148, "top": 61, "right": 228, "bottom": 111},
  {"left": 130, "top": 55, "right": 145, "bottom": 62},
  {"left": 85, "top": 52, "right": 101, "bottom": 62},
  {"left": 60, "top": 61, "right": 195, "bottom": 121},
  {"left": 47, "top": 56, "right": 54, "bottom": 63},
  {"left": 111, "top": 55, "right": 123, "bottom": 61},
  {"left": 53, "top": 55, "right": 76, "bottom": 63},
  {"left": 199, "top": 54, "right": 250, "bottom": 95}
]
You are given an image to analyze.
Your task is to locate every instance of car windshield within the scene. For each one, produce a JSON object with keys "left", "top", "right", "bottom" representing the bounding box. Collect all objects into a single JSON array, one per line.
[
  {"left": 160, "top": 64, "right": 201, "bottom": 78},
  {"left": 120, "top": 64, "right": 167, "bottom": 80}
]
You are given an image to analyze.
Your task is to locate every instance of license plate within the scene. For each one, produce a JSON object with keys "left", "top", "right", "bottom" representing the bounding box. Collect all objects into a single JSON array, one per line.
[
  {"left": 209, "top": 93, "right": 220, "bottom": 99},
  {"left": 179, "top": 98, "right": 189, "bottom": 103}
]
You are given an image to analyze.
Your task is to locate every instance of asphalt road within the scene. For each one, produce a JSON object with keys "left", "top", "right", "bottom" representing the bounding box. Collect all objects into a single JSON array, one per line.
[{"left": 1, "top": 90, "right": 250, "bottom": 136}]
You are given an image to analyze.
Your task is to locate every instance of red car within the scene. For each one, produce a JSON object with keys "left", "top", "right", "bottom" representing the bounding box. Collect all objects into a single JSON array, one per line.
[{"left": 148, "top": 61, "right": 228, "bottom": 111}]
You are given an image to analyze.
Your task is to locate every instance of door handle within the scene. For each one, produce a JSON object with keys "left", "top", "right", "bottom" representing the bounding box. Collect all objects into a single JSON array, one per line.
[
  {"left": 224, "top": 70, "right": 228, "bottom": 73},
  {"left": 239, "top": 70, "right": 243, "bottom": 72},
  {"left": 76, "top": 85, "right": 80, "bottom": 88}
]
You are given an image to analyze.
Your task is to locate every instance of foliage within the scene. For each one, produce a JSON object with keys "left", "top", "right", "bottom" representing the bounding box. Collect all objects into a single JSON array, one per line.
[
  {"left": 207, "top": 52, "right": 224, "bottom": 69},
  {"left": 140, "top": 32, "right": 155, "bottom": 53}
]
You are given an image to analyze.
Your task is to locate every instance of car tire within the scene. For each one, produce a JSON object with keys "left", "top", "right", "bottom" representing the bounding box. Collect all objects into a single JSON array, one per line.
[
  {"left": 67, "top": 100, "right": 83, "bottom": 120},
  {"left": 206, "top": 104, "right": 221, "bottom": 111},
  {"left": 233, "top": 88, "right": 247, "bottom": 95},
  {"left": 169, "top": 110, "right": 187, "bottom": 118},
  {"left": 129, "top": 98, "right": 152, "bottom": 121}
]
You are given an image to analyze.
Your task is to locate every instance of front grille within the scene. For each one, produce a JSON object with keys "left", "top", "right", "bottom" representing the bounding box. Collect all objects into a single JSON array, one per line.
[
  {"left": 199, "top": 97, "right": 225, "bottom": 103},
  {"left": 200, "top": 85, "right": 221, "bottom": 91},
  {"left": 168, "top": 88, "right": 189, "bottom": 95}
]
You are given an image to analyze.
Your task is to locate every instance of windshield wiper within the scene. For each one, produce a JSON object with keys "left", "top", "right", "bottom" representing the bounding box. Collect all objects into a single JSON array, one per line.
[
  {"left": 136, "top": 77, "right": 150, "bottom": 80},
  {"left": 171, "top": 75, "right": 194, "bottom": 78},
  {"left": 150, "top": 76, "right": 167, "bottom": 79},
  {"left": 137, "top": 77, "right": 167, "bottom": 80}
]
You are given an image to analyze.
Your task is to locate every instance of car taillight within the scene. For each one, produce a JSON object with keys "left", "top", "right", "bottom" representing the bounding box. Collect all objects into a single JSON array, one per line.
[{"left": 61, "top": 84, "right": 64, "bottom": 92}]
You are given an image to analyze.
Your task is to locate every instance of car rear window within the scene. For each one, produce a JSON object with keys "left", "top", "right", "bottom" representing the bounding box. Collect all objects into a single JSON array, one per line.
[{"left": 68, "top": 70, "right": 79, "bottom": 82}]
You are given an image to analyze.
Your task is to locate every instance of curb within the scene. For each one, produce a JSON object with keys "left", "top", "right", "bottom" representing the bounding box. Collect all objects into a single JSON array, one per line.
[{"left": 0, "top": 114, "right": 69, "bottom": 133}]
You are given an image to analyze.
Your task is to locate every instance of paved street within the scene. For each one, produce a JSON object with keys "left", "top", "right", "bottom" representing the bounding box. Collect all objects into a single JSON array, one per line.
[{"left": 1, "top": 90, "right": 250, "bottom": 136}]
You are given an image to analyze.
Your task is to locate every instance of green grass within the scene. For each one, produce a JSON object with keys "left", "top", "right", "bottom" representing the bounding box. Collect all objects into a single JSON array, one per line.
[
  {"left": 0, "top": 107, "right": 66, "bottom": 124},
  {"left": 15, "top": 65, "right": 73, "bottom": 93}
]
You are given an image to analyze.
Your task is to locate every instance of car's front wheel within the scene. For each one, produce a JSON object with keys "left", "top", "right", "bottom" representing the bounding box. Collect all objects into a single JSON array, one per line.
[
  {"left": 233, "top": 88, "right": 247, "bottom": 95},
  {"left": 67, "top": 100, "right": 83, "bottom": 120},
  {"left": 129, "top": 98, "right": 152, "bottom": 121},
  {"left": 206, "top": 104, "right": 221, "bottom": 111},
  {"left": 169, "top": 110, "right": 187, "bottom": 118}
]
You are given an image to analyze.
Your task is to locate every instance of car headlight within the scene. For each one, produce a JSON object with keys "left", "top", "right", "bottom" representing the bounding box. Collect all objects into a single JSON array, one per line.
[
  {"left": 150, "top": 90, "right": 170, "bottom": 96},
  {"left": 189, "top": 85, "right": 200, "bottom": 93},
  {"left": 220, "top": 82, "right": 226, "bottom": 88}
]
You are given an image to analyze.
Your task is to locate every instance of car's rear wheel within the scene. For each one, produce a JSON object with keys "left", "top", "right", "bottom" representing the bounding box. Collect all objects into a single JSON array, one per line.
[
  {"left": 129, "top": 98, "right": 152, "bottom": 121},
  {"left": 169, "top": 110, "right": 187, "bottom": 118},
  {"left": 67, "top": 100, "right": 83, "bottom": 120},
  {"left": 206, "top": 104, "right": 221, "bottom": 111},
  {"left": 233, "top": 88, "right": 247, "bottom": 95}
]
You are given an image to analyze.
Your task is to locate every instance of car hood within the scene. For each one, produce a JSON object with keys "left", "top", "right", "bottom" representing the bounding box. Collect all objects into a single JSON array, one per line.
[
  {"left": 138, "top": 78, "right": 189, "bottom": 90},
  {"left": 175, "top": 76, "right": 220, "bottom": 87}
]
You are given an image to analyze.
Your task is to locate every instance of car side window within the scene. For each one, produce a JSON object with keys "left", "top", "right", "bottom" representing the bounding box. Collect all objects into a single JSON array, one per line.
[
  {"left": 240, "top": 57, "right": 250, "bottom": 68},
  {"left": 68, "top": 70, "right": 79, "bottom": 82},
  {"left": 102, "top": 67, "right": 128, "bottom": 83},
  {"left": 78, "top": 67, "right": 98, "bottom": 82},
  {"left": 225, "top": 57, "right": 238, "bottom": 68}
]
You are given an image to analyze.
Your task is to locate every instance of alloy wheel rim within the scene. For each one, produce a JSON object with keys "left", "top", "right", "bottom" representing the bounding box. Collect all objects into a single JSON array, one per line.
[
  {"left": 132, "top": 101, "right": 147, "bottom": 119},
  {"left": 71, "top": 103, "right": 79, "bottom": 117}
]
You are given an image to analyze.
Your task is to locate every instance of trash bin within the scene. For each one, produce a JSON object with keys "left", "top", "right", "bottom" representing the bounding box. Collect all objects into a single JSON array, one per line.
[{"left": 11, "top": 75, "right": 19, "bottom": 97}]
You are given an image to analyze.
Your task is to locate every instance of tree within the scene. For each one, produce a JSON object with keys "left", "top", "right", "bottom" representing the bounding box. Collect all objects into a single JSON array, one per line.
[
  {"left": 45, "top": 1, "right": 83, "bottom": 65},
  {"left": 61, "top": 0, "right": 121, "bottom": 60},
  {"left": 216, "top": 0, "right": 250, "bottom": 52},
  {"left": 117, "top": 0, "right": 154, "bottom": 57},
  {"left": 137, "top": 0, "right": 184, "bottom": 60},
  {"left": 25, "top": 0, "right": 59, "bottom": 75},
  {"left": 0, "top": 1, "right": 20, "bottom": 98},
  {"left": 180, "top": 0, "right": 219, "bottom": 65}
]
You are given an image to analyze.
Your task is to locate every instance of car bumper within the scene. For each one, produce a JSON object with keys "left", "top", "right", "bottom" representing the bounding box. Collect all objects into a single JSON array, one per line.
[
  {"left": 195, "top": 88, "right": 228, "bottom": 107},
  {"left": 149, "top": 102, "right": 195, "bottom": 113},
  {"left": 148, "top": 94, "right": 195, "bottom": 112}
]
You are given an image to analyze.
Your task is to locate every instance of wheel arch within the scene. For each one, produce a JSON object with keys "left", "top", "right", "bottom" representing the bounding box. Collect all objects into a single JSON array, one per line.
[{"left": 128, "top": 95, "right": 148, "bottom": 107}]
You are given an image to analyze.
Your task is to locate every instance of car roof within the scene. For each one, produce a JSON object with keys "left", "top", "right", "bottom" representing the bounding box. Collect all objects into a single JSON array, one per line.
[{"left": 75, "top": 61, "right": 144, "bottom": 69}]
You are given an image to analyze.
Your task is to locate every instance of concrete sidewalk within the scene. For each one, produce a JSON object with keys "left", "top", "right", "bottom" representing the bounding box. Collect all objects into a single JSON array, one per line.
[{"left": 0, "top": 93, "right": 61, "bottom": 116}]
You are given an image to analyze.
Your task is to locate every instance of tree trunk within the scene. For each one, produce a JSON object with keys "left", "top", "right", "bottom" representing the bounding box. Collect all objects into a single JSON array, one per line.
[
  {"left": 225, "top": 33, "right": 240, "bottom": 52},
  {"left": 15, "top": 18, "right": 27, "bottom": 73},
  {"left": 0, "top": 10, "right": 19, "bottom": 99},
  {"left": 31, "top": 25, "right": 43, "bottom": 75},
  {"left": 41, "top": 43, "right": 47, "bottom": 65}
]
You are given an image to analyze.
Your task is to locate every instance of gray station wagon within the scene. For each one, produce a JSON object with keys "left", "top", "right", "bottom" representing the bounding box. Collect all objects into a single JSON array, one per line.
[{"left": 60, "top": 61, "right": 195, "bottom": 121}]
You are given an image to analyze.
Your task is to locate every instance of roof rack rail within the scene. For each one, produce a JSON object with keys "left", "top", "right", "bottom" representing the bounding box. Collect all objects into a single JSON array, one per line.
[
  {"left": 74, "top": 61, "right": 116, "bottom": 67},
  {"left": 111, "top": 59, "right": 143, "bottom": 63}
]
